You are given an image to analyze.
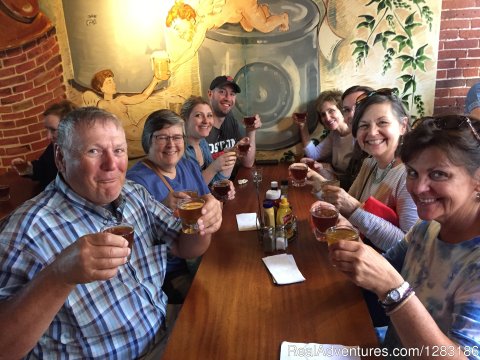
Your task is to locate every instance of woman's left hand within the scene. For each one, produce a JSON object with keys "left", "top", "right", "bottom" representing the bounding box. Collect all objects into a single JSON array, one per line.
[
  {"left": 328, "top": 240, "right": 404, "bottom": 298},
  {"left": 323, "top": 187, "right": 361, "bottom": 217}
]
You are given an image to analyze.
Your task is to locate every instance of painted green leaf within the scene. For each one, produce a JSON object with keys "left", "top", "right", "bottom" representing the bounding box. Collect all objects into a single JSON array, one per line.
[{"left": 374, "top": 33, "right": 384, "bottom": 46}]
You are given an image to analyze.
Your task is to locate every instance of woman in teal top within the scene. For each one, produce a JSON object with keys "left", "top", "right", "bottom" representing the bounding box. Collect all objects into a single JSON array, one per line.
[{"left": 329, "top": 114, "right": 480, "bottom": 359}]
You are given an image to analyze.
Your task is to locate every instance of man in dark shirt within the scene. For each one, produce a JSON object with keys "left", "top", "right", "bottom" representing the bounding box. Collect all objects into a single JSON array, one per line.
[
  {"left": 205, "top": 75, "right": 262, "bottom": 168},
  {"left": 11, "top": 100, "right": 77, "bottom": 190}
]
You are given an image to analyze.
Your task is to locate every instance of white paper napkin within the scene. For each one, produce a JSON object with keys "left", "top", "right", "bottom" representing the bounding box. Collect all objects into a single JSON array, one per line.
[
  {"left": 262, "top": 254, "right": 305, "bottom": 285},
  {"left": 280, "top": 342, "right": 361, "bottom": 360},
  {"left": 236, "top": 213, "right": 260, "bottom": 231}
]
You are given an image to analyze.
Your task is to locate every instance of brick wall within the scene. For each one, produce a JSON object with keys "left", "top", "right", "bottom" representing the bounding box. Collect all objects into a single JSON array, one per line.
[
  {"left": 0, "top": 27, "right": 65, "bottom": 174},
  {"left": 434, "top": 0, "right": 480, "bottom": 115}
]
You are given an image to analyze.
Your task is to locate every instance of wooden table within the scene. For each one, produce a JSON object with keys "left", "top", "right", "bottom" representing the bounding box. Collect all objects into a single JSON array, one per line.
[
  {"left": 0, "top": 171, "right": 42, "bottom": 220},
  {"left": 162, "top": 164, "right": 378, "bottom": 360}
]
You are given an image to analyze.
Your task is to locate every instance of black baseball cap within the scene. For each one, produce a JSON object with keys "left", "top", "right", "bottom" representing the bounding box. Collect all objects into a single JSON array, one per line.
[{"left": 209, "top": 75, "right": 241, "bottom": 93}]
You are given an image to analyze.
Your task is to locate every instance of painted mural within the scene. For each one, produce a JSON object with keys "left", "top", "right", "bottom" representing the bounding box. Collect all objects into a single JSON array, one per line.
[{"left": 57, "top": 0, "right": 441, "bottom": 158}]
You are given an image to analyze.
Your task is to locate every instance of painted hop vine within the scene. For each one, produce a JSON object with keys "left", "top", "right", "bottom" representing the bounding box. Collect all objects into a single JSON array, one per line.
[{"left": 351, "top": 0, "right": 434, "bottom": 118}]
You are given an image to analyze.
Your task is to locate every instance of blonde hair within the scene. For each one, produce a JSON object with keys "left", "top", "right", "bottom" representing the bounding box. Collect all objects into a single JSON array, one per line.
[{"left": 166, "top": 0, "right": 196, "bottom": 27}]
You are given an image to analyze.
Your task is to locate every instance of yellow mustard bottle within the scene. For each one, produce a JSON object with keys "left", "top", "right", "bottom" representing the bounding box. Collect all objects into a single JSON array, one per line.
[{"left": 276, "top": 197, "right": 292, "bottom": 229}]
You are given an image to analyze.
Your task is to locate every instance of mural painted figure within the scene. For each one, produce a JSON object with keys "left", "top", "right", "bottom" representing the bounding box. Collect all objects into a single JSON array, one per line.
[
  {"left": 165, "top": 0, "right": 289, "bottom": 70},
  {"left": 82, "top": 54, "right": 171, "bottom": 158}
]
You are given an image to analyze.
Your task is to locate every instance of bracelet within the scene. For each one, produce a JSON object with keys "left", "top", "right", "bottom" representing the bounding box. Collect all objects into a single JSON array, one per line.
[{"left": 385, "top": 291, "right": 415, "bottom": 316}]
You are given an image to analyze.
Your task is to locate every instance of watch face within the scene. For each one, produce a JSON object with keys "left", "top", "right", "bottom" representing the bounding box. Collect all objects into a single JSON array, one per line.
[{"left": 390, "top": 290, "right": 401, "bottom": 302}]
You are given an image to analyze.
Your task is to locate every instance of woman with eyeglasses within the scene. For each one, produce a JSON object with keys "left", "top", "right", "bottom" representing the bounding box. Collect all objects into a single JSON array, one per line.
[
  {"left": 181, "top": 96, "right": 236, "bottom": 198},
  {"left": 309, "top": 89, "right": 418, "bottom": 252},
  {"left": 127, "top": 109, "right": 218, "bottom": 310},
  {"left": 329, "top": 115, "right": 480, "bottom": 359},
  {"left": 293, "top": 89, "right": 354, "bottom": 185}
]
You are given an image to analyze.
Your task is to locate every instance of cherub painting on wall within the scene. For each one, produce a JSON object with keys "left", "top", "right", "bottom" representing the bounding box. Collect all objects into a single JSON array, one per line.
[{"left": 164, "top": 0, "right": 290, "bottom": 72}]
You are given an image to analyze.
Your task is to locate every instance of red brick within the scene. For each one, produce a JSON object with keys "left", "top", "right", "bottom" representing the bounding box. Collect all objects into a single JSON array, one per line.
[
  {"left": 447, "top": 68, "right": 464, "bottom": 78},
  {"left": 15, "top": 59, "right": 37, "bottom": 75},
  {"left": 33, "top": 92, "right": 54, "bottom": 106},
  {"left": 25, "top": 66, "right": 45, "bottom": 81},
  {"left": 465, "top": 78, "right": 480, "bottom": 87},
  {"left": 439, "top": 29, "right": 459, "bottom": 40},
  {"left": 471, "top": 19, "right": 480, "bottom": 28},
  {"left": 467, "top": 48, "right": 480, "bottom": 57},
  {"left": 2, "top": 112, "right": 23, "bottom": 121},
  {"left": 23, "top": 105, "right": 45, "bottom": 117},
  {"left": 442, "top": 9, "right": 480, "bottom": 19},
  {"left": 26, "top": 45, "right": 43, "bottom": 60},
  {"left": 0, "top": 66, "right": 15, "bottom": 77},
  {"left": 436, "top": 60, "right": 457, "bottom": 69},
  {"left": 435, "top": 69, "right": 447, "bottom": 80},
  {"left": 16, "top": 117, "right": 39, "bottom": 127},
  {"left": 0, "top": 137, "right": 19, "bottom": 146},
  {"left": 436, "top": 79, "right": 468, "bottom": 88},
  {"left": 19, "top": 132, "right": 42, "bottom": 144},
  {"left": 45, "top": 54, "right": 62, "bottom": 71},
  {"left": 457, "top": 58, "right": 480, "bottom": 68},
  {"left": 451, "top": 0, "right": 478, "bottom": 8},
  {"left": 1, "top": 93, "right": 24, "bottom": 105},
  {"left": 434, "top": 97, "right": 458, "bottom": 107},
  {"left": 459, "top": 29, "right": 480, "bottom": 38},
  {"left": 41, "top": 36, "right": 57, "bottom": 53},
  {"left": 0, "top": 120, "right": 15, "bottom": 129},
  {"left": 444, "top": 39, "right": 479, "bottom": 49},
  {"left": 31, "top": 139, "right": 49, "bottom": 151},
  {"left": 2, "top": 74, "right": 26, "bottom": 86},
  {"left": 0, "top": 88, "right": 12, "bottom": 97},
  {"left": 2, "top": 53, "right": 28, "bottom": 67},
  {"left": 450, "top": 87, "right": 469, "bottom": 97},
  {"left": 46, "top": 77, "right": 63, "bottom": 91},
  {"left": 11, "top": 99, "right": 34, "bottom": 112},
  {"left": 13, "top": 82, "right": 34, "bottom": 93},
  {"left": 440, "top": 19, "right": 471, "bottom": 30},
  {"left": 0, "top": 105, "right": 13, "bottom": 113},
  {"left": 3, "top": 127, "right": 28, "bottom": 137},
  {"left": 438, "top": 49, "right": 468, "bottom": 59},
  {"left": 435, "top": 88, "right": 450, "bottom": 98},
  {"left": 25, "top": 85, "right": 47, "bottom": 98},
  {"left": 5, "top": 144, "right": 32, "bottom": 156},
  {"left": 35, "top": 51, "right": 52, "bottom": 67},
  {"left": 463, "top": 68, "right": 480, "bottom": 77},
  {"left": 33, "top": 70, "right": 54, "bottom": 87}
]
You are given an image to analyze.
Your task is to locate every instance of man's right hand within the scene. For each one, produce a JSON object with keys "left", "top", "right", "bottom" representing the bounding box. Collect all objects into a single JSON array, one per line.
[{"left": 52, "top": 233, "right": 130, "bottom": 286}]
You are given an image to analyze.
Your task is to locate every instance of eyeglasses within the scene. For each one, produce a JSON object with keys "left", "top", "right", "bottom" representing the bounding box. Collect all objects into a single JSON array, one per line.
[
  {"left": 152, "top": 134, "right": 185, "bottom": 144},
  {"left": 412, "top": 115, "right": 480, "bottom": 143},
  {"left": 355, "top": 88, "right": 396, "bottom": 106}
]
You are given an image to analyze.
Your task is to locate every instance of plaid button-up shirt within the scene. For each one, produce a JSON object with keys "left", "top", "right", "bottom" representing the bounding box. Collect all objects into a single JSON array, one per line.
[{"left": 0, "top": 176, "right": 181, "bottom": 359}]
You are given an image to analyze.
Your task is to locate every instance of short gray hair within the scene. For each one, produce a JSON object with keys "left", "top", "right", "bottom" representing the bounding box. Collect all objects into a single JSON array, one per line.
[
  {"left": 57, "top": 107, "right": 122, "bottom": 151},
  {"left": 141, "top": 109, "right": 185, "bottom": 153}
]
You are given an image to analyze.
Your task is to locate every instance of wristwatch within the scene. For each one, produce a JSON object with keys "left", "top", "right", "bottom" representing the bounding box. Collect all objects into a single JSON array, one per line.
[{"left": 380, "top": 281, "right": 411, "bottom": 306}]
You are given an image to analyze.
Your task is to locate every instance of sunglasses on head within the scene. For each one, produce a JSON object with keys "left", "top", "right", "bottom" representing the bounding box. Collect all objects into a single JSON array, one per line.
[
  {"left": 355, "top": 88, "right": 396, "bottom": 106},
  {"left": 412, "top": 115, "right": 480, "bottom": 143}
]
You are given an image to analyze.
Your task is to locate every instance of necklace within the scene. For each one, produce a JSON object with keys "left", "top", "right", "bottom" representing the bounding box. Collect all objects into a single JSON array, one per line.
[{"left": 372, "top": 158, "right": 396, "bottom": 184}]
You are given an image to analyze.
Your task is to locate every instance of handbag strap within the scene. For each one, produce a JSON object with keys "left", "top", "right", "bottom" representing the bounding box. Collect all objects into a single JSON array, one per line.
[{"left": 142, "top": 159, "right": 174, "bottom": 193}]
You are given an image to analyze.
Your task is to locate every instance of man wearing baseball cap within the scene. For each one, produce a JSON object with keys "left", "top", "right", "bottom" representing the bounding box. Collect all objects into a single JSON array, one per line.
[
  {"left": 206, "top": 75, "right": 262, "bottom": 169},
  {"left": 465, "top": 82, "right": 480, "bottom": 118}
]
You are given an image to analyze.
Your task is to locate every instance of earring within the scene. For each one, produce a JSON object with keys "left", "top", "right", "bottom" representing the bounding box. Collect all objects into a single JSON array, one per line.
[{"left": 477, "top": 192, "right": 480, "bottom": 201}]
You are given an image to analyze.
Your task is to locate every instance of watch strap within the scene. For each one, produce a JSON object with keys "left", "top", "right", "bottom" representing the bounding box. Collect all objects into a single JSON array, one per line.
[{"left": 380, "top": 281, "right": 411, "bottom": 306}]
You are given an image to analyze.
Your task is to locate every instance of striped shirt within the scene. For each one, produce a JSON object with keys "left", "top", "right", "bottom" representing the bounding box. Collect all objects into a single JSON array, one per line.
[
  {"left": 0, "top": 176, "right": 182, "bottom": 359},
  {"left": 348, "top": 157, "right": 418, "bottom": 251}
]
